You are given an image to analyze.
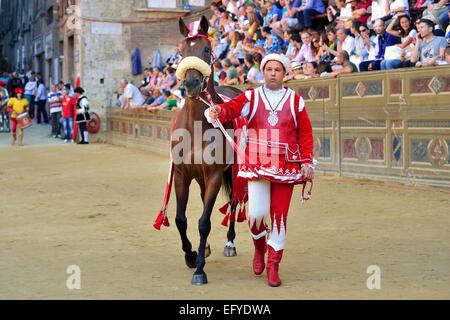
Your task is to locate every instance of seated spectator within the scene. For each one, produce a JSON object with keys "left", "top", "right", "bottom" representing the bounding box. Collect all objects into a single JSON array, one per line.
[
  {"left": 246, "top": 53, "right": 264, "bottom": 84},
  {"left": 320, "top": 27, "right": 338, "bottom": 63},
  {"left": 350, "top": 21, "right": 368, "bottom": 68},
  {"left": 328, "top": 50, "right": 359, "bottom": 77},
  {"left": 333, "top": 27, "right": 356, "bottom": 57},
  {"left": 297, "top": 0, "right": 326, "bottom": 31},
  {"left": 140, "top": 68, "right": 151, "bottom": 89},
  {"left": 351, "top": 0, "right": 371, "bottom": 26},
  {"left": 381, "top": 14, "right": 417, "bottom": 70},
  {"left": 118, "top": 79, "right": 145, "bottom": 109},
  {"left": 213, "top": 61, "right": 227, "bottom": 85},
  {"left": 281, "top": 0, "right": 302, "bottom": 31},
  {"left": 262, "top": 26, "right": 281, "bottom": 54},
  {"left": 284, "top": 60, "right": 305, "bottom": 81},
  {"left": 149, "top": 90, "right": 179, "bottom": 112},
  {"left": 220, "top": 59, "right": 239, "bottom": 85},
  {"left": 336, "top": 0, "right": 355, "bottom": 27},
  {"left": 389, "top": 0, "right": 410, "bottom": 17},
  {"left": 294, "top": 31, "right": 315, "bottom": 62},
  {"left": 145, "top": 89, "right": 165, "bottom": 111},
  {"left": 303, "top": 61, "right": 320, "bottom": 78},
  {"left": 166, "top": 44, "right": 183, "bottom": 66},
  {"left": 370, "top": 0, "right": 390, "bottom": 29},
  {"left": 411, "top": 18, "right": 447, "bottom": 67},
  {"left": 359, "top": 19, "right": 401, "bottom": 71},
  {"left": 265, "top": 0, "right": 284, "bottom": 29},
  {"left": 160, "top": 67, "right": 176, "bottom": 91},
  {"left": 443, "top": 46, "right": 450, "bottom": 64},
  {"left": 311, "top": 32, "right": 325, "bottom": 61}
]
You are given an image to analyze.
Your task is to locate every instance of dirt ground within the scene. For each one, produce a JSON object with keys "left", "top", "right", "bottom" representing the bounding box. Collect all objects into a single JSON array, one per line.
[{"left": 0, "top": 142, "right": 449, "bottom": 300}]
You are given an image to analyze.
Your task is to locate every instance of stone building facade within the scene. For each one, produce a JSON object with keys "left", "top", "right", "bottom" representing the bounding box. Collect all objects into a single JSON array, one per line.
[
  {"left": 0, "top": 0, "right": 60, "bottom": 84},
  {"left": 1, "top": 0, "right": 211, "bottom": 140}
]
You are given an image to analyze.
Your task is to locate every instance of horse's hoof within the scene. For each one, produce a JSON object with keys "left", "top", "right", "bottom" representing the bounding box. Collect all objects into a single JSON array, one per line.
[
  {"left": 185, "top": 251, "right": 198, "bottom": 269},
  {"left": 223, "top": 245, "right": 237, "bottom": 257},
  {"left": 192, "top": 272, "right": 208, "bottom": 285},
  {"left": 205, "top": 244, "right": 211, "bottom": 258}
]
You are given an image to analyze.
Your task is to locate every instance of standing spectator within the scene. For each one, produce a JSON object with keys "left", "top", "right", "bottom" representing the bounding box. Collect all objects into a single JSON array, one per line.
[
  {"left": 0, "top": 80, "right": 10, "bottom": 133},
  {"left": 24, "top": 76, "right": 37, "bottom": 119},
  {"left": 48, "top": 84, "right": 63, "bottom": 138},
  {"left": 74, "top": 87, "right": 91, "bottom": 145},
  {"left": 411, "top": 18, "right": 447, "bottom": 67},
  {"left": 36, "top": 79, "right": 49, "bottom": 125},
  {"left": 9, "top": 73, "right": 23, "bottom": 96},
  {"left": 381, "top": 14, "right": 417, "bottom": 70},
  {"left": 297, "top": 0, "right": 326, "bottom": 31},
  {"left": 359, "top": 19, "right": 401, "bottom": 71},
  {"left": 61, "top": 88, "right": 76, "bottom": 143}
]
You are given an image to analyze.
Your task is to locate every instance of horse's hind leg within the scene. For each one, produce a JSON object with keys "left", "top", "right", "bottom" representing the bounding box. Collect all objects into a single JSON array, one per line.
[
  {"left": 224, "top": 201, "right": 238, "bottom": 257},
  {"left": 192, "top": 171, "right": 222, "bottom": 285},
  {"left": 174, "top": 174, "right": 197, "bottom": 268}
]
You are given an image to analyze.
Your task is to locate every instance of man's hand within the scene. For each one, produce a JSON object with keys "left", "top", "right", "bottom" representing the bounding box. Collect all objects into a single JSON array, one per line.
[
  {"left": 301, "top": 166, "right": 314, "bottom": 180},
  {"left": 209, "top": 105, "right": 222, "bottom": 120}
]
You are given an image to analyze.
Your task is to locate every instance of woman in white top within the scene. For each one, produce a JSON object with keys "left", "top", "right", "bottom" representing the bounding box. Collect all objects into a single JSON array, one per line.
[{"left": 381, "top": 14, "right": 417, "bottom": 70}]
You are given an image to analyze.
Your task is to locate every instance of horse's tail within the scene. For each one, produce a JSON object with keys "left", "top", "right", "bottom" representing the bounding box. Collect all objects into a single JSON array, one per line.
[{"left": 222, "top": 165, "right": 233, "bottom": 202}]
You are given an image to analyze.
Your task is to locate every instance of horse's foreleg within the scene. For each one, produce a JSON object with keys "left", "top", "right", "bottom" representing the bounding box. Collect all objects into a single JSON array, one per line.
[
  {"left": 192, "top": 172, "right": 222, "bottom": 285},
  {"left": 224, "top": 201, "right": 238, "bottom": 257},
  {"left": 174, "top": 174, "right": 197, "bottom": 268}
]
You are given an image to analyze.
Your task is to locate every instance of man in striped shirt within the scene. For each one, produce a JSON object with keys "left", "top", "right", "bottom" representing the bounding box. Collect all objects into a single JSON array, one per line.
[{"left": 48, "top": 84, "right": 63, "bottom": 138}]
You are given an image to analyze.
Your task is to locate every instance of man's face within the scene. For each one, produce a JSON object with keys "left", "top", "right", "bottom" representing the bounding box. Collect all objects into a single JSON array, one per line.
[
  {"left": 374, "top": 21, "right": 385, "bottom": 35},
  {"left": 263, "top": 60, "right": 285, "bottom": 90},
  {"left": 418, "top": 22, "right": 432, "bottom": 38},
  {"left": 301, "top": 33, "right": 311, "bottom": 45}
]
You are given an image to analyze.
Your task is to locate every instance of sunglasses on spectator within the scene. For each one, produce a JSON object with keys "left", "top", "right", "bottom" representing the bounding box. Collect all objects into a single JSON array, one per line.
[{"left": 359, "top": 28, "right": 368, "bottom": 32}]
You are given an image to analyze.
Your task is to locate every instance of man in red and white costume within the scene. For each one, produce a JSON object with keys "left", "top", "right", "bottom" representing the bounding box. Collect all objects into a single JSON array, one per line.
[{"left": 208, "top": 53, "right": 315, "bottom": 287}]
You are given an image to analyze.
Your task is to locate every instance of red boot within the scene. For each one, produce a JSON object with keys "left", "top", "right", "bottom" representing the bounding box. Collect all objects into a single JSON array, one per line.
[
  {"left": 267, "top": 246, "right": 283, "bottom": 287},
  {"left": 252, "top": 238, "right": 266, "bottom": 275}
]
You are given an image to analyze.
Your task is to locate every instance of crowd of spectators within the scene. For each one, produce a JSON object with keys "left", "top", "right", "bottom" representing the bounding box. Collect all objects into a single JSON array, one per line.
[{"left": 115, "top": 0, "right": 450, "bottom": 112}]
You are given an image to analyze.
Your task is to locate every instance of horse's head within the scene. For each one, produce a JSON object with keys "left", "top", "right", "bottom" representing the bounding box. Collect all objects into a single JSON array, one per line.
[{"left": 179, "top": 16, "right": 212, "bottom": 98}]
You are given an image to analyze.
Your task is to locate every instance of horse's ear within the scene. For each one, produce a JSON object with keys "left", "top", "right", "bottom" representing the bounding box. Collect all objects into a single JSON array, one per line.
[
  {"left": 179, "top": 18, "right": 189, "bottom": 37},
  {"left": 198, "top": 16, "right": 209, "bottom": 36}
]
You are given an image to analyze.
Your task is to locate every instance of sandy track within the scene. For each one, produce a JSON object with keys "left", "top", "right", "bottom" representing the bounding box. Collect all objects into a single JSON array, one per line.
[{"left": 0, "top": 143, "right": 449, "bottom": 299}]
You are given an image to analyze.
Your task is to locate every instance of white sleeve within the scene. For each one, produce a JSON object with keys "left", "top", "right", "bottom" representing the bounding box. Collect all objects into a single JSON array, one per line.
[{"left": 240, "top": 90, "right": 252, "bottom": 118}]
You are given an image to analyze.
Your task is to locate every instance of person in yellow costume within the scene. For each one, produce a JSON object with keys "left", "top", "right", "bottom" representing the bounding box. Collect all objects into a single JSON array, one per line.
[{"left": 7, "top": 87, "right": 29, "bottom": 146}]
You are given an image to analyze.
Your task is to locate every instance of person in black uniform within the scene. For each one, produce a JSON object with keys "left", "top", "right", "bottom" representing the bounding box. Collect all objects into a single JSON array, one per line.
[{"left": 74, "top": 87, "right": 91, "bottom": 144}]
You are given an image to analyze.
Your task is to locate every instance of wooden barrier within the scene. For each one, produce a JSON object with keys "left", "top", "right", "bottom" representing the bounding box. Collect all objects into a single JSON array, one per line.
[{"left": 106, "top": 66, "right": 450, "bottom": 188}]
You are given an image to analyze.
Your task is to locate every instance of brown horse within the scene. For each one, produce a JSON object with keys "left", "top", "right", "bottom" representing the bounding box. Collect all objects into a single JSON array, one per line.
[{"left": 172, "top": 16, "right": 242, "bottom": 285}]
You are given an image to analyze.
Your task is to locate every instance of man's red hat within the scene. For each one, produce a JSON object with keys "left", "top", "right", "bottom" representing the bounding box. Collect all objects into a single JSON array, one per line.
[{"left": 14, "top": 87, "right": 24, "bottom": 94}]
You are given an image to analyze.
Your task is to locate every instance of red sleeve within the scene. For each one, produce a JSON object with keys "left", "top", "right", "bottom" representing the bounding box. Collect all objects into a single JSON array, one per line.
[
  {"left": 295, "top": 95, "right": 314, "bottom": 165},
  {"left": 217, "top": 91, "right": 251, "bottom": 123}
]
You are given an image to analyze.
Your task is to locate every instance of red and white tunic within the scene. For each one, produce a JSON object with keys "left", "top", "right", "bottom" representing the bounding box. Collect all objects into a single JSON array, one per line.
[{"left": 217, "top": 85, "right": 314, "bottom": 184}]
